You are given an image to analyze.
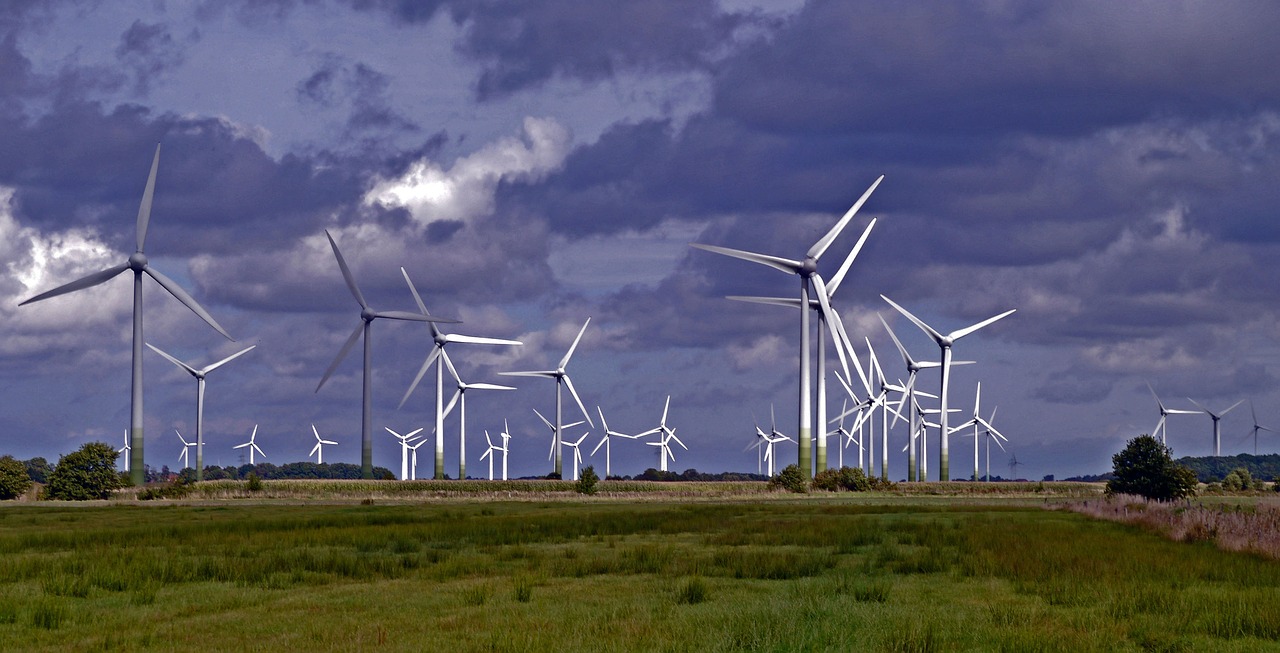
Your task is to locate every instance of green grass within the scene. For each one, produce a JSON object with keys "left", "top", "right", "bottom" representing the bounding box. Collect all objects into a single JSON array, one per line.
[{"left": 0, "top": 499, "right": 1275, "bottom": 651}]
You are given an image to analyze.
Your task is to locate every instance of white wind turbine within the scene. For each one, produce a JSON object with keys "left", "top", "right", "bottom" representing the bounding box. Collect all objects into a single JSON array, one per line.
[
  {"left": 1246, "top": 401, "right": 1275, "bottom": 456},
  {"left": 879, "top": 314, "right": 943, "bottom": 482},
  {"left": 561, "top": 432, "right": 589, "bottom": 481},
  {"left": 119, "top": 429, "right": 131, "bottom": 472},
  {"left": 406, "top": 435, "right": 431, "bottom": 481},
  {"left": 880, "top": 295, "right": 1015, "bottom": 481},
  {"left": 691, "top": 176, "right": 884, "bottom": 479},
  {"left": 501, "top": 318, "right": 595, "bottom": 479},
  {"left": 315, "top": 232, "right": 457, "bottom": 479},
  {"left": 310, "top": 425, "right": 337, "bottom": 464},
  {"left": 19, "top": 145, "right": 234, "bottom": 485},
  {"left": 592, "top": 407, "right": 641, "bottom": 479},
  {"left": 636, "top": 396, "right": 686, "bottom": 473},
  {"left": 399, "top": 268, "right": 522, "bottom": 480},
  {"left": 531, "top": 408, "right": 585, "bottom": 476},
  {"left": 1187, "top": 398, "right": 1245, "bottom": 457},
  {"left": 1147, "top": 382, "right": 1200, "bottom": 445},
  {"left": 176, "top": 430, "right": 195, "bottom": 470},
  {"left": 727, "top": 218, "right": 879, "bottom": 474},
  {"left": 233, "top": 425, "right": 265, "bottom": 465},
  {"left": 385, "top": 427, "right": 425, "bottom": 481},
  {"left": 950, "top": 383, "right": 1008, "bottom": 481},
  {"left": 480, "top": 430, "right": 502, "bottom": 480},
  {"left": 761, "top": 406, "right": 795, "bottom": 476},
  {"left": 439, "top": 351, "right": 515, "bottom": 480},
  {"left": 146, "top": 343, "right": 255, "bottom": 482}
]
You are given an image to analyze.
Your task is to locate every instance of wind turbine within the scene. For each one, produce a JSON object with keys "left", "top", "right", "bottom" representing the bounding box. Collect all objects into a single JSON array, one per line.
[
  {"left": 636, "top": 396, "right": 687, "bottom": 473},
  {"left": 399, "top": 268, "right": 521, "bottom": 479},
  {"left": 761, "top": 406, "right": 795, "bottom": 476},
  {"left": 501, "top": 318, "right": 595, "bottom": 479},
  {"left": 314, "top": 232, "right": 457, "bottom": 479},
  {"left": 1007, "top": 453, "right": 1024, "bottom": 480},
  {"left": 439, "top": 351, "right": 515, "bottom": 480},
  {"left": 950, "top": 383, "right": 1007, "bottom": 482},
  {"left": 592, "top": 406, "right": 640, "bottom": 479},
  {"left": 498, "top": 420, "right": 513, "bottom": 480},
  {"left": 531, "top": 409, "right": 585, "bottom": 476},
  {"left": 233, "top": 425, "right": 265, "bottom": 466},
  {"left": 406, "top": 435, "right": 431, "bottom": 481},
  {"left": 18, "top": 145, "right": 233, "bottom": 485},
  {"left": 691, "top": 176, "right": 884, "bottom": 479},
  {"left": 385, "top": 427, "right": 425, "bottom": 481},
  {"left": 1147, "top": 382, "right": 1200, "bottom": 445},
  {"left": 880, "top": 295, "right": 1015, "bottom": 481},
  {"left": 480, "top": 430, "right": 501, "bottom": 480},
  {"left": 146, "top": 343, "right": 255, "bottom": 482},
  {"left": 119, "top": 430, "right": 131, "bottom": 472},
  {"left": 1187, "top": 398, "right": 1245, "bottom": 457},
  {"left": 880, "top": 313, "right": 943, "bottom": 482},
  {"left": 726, "top": 218, "right": 879, "bottom": 474},
  {"left": 310, "top": 425, "right": 337, "bottom": 464},
  {"left": 176, "top": 430, "right": 195, "bottom": 470},
  {"left": 1246, "top": 401, "right": 1274, "bottom": 456},
  {"left": 562, "top": 432, "right": 589, "bottom": 481}
]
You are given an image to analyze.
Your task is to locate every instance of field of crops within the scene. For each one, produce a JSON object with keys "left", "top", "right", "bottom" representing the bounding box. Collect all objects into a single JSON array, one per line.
[{"left": 1, "top": 496, "right": 1278, "bottom": 651}]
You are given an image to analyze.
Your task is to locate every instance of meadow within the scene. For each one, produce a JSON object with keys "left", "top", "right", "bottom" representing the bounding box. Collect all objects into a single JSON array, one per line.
[{"left": 1, "top": 494, "right": 1278, "bottom": 652}]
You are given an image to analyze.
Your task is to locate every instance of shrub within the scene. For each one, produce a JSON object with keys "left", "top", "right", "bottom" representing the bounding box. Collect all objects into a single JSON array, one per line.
[
  {"left": 1222, "top": 467, "right": 1261, "bottom": 492},
  {"left": 24, "top": 457, "right": 51, "bottom": 484},
  {"left": 0, "top": 455, "right": 33, "bottom": 500},
  {"left": 812, "top": 466, "right": 873, "bottom": 492},
  {"left": 1106, "top": 435, "right": 1197, "bottom": 501},
  {"left": 769, "top": 464, "right": 808, "bottom": 493},
  {"left": 43, "top": 442, "right": 122, "bottom": 500},
  {"left": 676, "top": 577, "right": 710, "bottom": 604},
  {"left": 575, "top": 465, "right": 599, "bottom": 495},
  {"left": 246, "top": 472, "right": 263, "bottom": 492}
]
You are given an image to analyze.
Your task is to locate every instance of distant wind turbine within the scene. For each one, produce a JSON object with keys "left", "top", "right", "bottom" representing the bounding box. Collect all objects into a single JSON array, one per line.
[
  {"left": 18, "top": 145, "right": 234, "bottom": 485},
  {"left": 314, "top": 231, "right": 457, "bottom": 479},
  {"left": 176, "top": 430, "right": 195, "bottom": 470},
  {"left": 119, "top": 430, "right": 131, "bottom": 472},
  {"left": 592, "top": 406, "right": 641, "bottom": 479},
  {"left": 233, "top": 425, "right": 265, "bottom": 466},
  {"left": 439, "top": 351, "right": 515, "bottom": 480},
  {"left": 385, "top": 427, "right": 425, "bottom": 481},
  {"left": 691, "top": 175, "right": 884, "bottom": 479},
  {"left": 1188, "top": 398, "right": 1245, "bottom": 457},
  {"left": 1147, "top": 382, "right": 1200, "bottom": 445},
  {"left": 950, "top": 383, "right": 1007, "bottom": 482},
  {"left": 880, "top": 295, "right": 1015, "bottom": 481},
  {"left": 399, "top": 268, "right": 521, "bottom": 479},
  {"left": 561, "top": 432, "right": 589, "bottom": 481},
  {"left": 1246, "top": 401, "right": 1274, "bottom": 456},
  {"left": 310, "top": 425, "right": 337, "bottom": 464},
  {"left": 501, "top": 318, "right": 595, "bottom": 479},
  {"left": 147, "top": 343, "right": 255, "bottom": 482}
]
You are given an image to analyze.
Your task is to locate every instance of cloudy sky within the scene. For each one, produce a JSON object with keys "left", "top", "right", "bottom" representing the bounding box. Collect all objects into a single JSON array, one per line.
[{"left": 2, "top": 0, "right": 1279, "bottom": 480}]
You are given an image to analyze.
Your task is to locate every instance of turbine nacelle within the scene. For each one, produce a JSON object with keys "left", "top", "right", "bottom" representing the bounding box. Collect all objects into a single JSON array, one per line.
[{"left": 128, "top": 251, "right": 148, "bottom": 271}]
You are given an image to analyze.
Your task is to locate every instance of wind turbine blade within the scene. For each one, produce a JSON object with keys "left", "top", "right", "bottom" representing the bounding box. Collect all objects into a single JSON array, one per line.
[
  {"left": 19, "top": 263, "right": 130, "bottom": 306},
  {"left": 661, "top": 396, "right": 671, "bottom": 427},
  {"left": 144, "top": 265, "right": 233, "bottom": 340},
  {"left": 726, "top": 296, "right": 804, "bottom": 308},
  {"left": 1146, "top": 381, "right": 1167, "bottom": 413},
  {"left": 806, "top": 175, "right": 884, "bottom": 261},
  {"left": 688, "top": 243, "right": 803, "bottom": 275},
  {"left": 879, "top": 313, "right": 913, "bottom": 367},
  {"left": 669, "top": 431, "right": 687, "bottom": 451},
  {"left": 324, "top": 230, "right": 368, "bottom": 310},
  {"left": 949, "top": 309, "right": 1017, "bottom": 341},
  {"left": 202, "top": 345, "right": 256, "bottom": 374},
  {"left": 233, "top": 442, "right": 250, "bottom": 449},
  {"left": 559, "top": 318, "right": 592, "bottom": 370},
  {"left": 312, "top": 425, "right": 322, "bottom": 442},
  {"left": 500, "top": 370, "right": 558, "bottom": 378},
  {"left": 1220, "top": 399, "right": 1246, "bottom": 417},
  {"left": 253, "top": 444, "right": 265, "bottom": 458},
  {"left": 146, "top": 343, "right": 199, "bottom": 376},
  {"left": 562, "top": 375, "right": 595, "bottom": 427},
  {"left": 374, "top": 310, "right": 459, "bottom": 323},
  {"left": 596, "top": 406, "right": 611, "bottom": 434},
  {"left": 136, "top": 144, "right": 160, "bottom": 252},
  {"left": 441, "top": 348, "right": 461, "bottom": 385},
  {"left": 590, "top": 436, "right": 607, "bottom": 457},
  {"left": 444, "top": 334, "right": 523, "bottom": 346},
  {"left": 316, "top": 322, "right": 364, "bottom": 392},
  {"left": 831, "top": 313, "right": 872, "bottom": 394},
  {"left": 468, "top": 383, "right": 516, "bottom": 391},
  {"left": 1187, "top": 398, "right": 1210, "bottom": 415},
  {"left": 826, "top": 217, "right": 877, "bottom": 296},
  {"left": 442, "top": 389, "right": 462, "bottom": 418},
  {"left": 310, "top": 442, "right": 321, "bottom": 456},
  {"left": 532, "top": 408, "right": 554, "bottom": 431},
  {"left": 880, "top": 295, "right": 944, "bottom": 344},
  {"left": 399, "top": 347, "right": 442, "bottom": 408}
]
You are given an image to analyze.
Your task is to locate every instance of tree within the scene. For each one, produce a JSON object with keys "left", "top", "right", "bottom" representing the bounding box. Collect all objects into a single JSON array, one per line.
[
  {"left": 24, "top": 457, "right": 51, "bottom": 484},
  {"left": 769, "top": 464, "right": 808, "bottom": 493},
  {"left": 0, "top": 455, "right": 33, "bottom": 500},
  {"left": 1106, "top": 435, "right": 1197, "bottom": 501},
  {"left": 575, "top": 465, "right": 599, "bottom": 495},
  {"left": 44, "top": 442, "right": 123, "bottom": 501}
]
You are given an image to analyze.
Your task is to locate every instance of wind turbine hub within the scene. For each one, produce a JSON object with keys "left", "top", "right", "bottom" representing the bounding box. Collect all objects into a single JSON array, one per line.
[
  {"left": 361, "top": 307, "right": 376, "bottom": 322},
  {"left": 801, "top": 257, "right": 818, "bottom": 277},
  {"left": 128, "top": 251, "right": 148, "bottom": 271},
  {"left": 941, "top": 337, "right": 954, "bottom": 348}
]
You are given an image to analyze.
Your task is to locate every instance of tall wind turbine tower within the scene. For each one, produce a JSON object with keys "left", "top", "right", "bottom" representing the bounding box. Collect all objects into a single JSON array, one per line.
[
  {"left": 315, "top": 232, "right": 456, "bottom": 479},
  {"left": 1188, "top": 398, "right": 1245, "bottom": 457},
  {"left": 691, "top": 176, "right": 883, "bottom": 479},
  {"left": 501, "top": 318, "right": 595, "bottom": 478},
  {"left": 18, "top": 145, "right": 234, "bottom": 485},
  {"left": 880, "top": 295, "right": 1015, "bottom": 481}
]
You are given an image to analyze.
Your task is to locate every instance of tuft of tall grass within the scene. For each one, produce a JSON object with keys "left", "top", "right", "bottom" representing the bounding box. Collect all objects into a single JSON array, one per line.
[{"left": 675, "top": 576, "right": 710, "bottom": 604}]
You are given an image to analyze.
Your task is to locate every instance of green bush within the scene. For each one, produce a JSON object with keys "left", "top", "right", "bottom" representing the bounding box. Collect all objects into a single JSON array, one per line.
[
  {"left": 43, "top": 442, "right": 122, "bottom": 501},
  {"left": 1106, "top": 435, "right": 1197, "bottom": 501},
  {"left": 246, "top": 472, "right": 263, "bottom": 492},
  {"left": 575, "top": 465, "right": 599, "bottom": 495},
  {"left": 769, "top": 464, "right": 808, "bottom": 493},
  {"left": 813, "top": 466, "right": 873, "bottom": 492},
  {"left": 0, "top": 455, "right": 33, "bottom": 500},
  {"left": 1221, "top": 467, "right": 1261, "bottom": 492}
]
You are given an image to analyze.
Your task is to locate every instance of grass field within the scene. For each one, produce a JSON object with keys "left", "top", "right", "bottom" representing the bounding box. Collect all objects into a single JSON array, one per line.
[{"left": 1, "top": 495, "right": 1278, "bottom": 651}]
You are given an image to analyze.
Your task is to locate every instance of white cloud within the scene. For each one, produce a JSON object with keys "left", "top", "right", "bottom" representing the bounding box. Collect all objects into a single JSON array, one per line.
[
  {"left": 727, "top": 334, "right": 787, "bottom": 371},
  {"left": 364, "top": 116, "right": 571, "bottom": 227}
]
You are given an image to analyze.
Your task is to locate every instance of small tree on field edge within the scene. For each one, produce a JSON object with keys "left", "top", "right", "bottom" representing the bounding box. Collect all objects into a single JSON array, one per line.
[
  {"left": 0, "top": 455, "right": 33, "bottom": 499},
  {"left": 44, "top": 442, "right": 123, "bottom": 501},
  {"left": 576, "top": 465, "right": 599, "bottom": 495},
  {"left": 1106, "top": 435, "right": 1197, "bottom": 501}
]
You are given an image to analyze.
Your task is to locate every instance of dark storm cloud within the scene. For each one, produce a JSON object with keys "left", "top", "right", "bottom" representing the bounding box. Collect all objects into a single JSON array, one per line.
[
  {"left": 114, "top": 20, "right": 189, "bottom": 96},
  {"left": 342, "top": 0, "right": 756, "bottom": 99},
  {"left": 296, "top": 56, "right": 419, "bottom": 143}
]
